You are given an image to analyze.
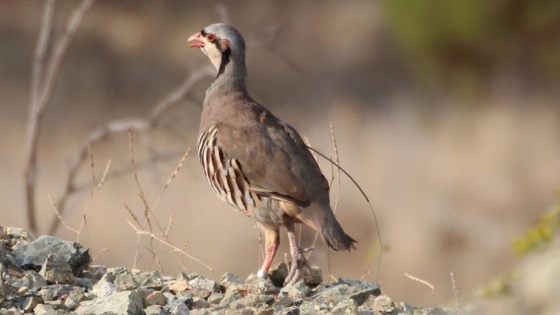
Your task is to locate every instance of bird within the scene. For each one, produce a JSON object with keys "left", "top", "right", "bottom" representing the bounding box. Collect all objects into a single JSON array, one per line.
[{"left": 187, "top": 23, "right": 356, "bottom": 286}]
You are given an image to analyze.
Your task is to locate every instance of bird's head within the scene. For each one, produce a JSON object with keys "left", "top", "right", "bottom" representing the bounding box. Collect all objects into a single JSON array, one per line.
[{"left": 187, "top": 23, "right": 246, "bottom": 76}]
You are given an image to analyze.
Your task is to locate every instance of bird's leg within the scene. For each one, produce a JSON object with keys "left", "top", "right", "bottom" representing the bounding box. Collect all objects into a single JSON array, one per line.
[
  {"left": 283, "top": 220, "right": 311, "bottom": 286},
  {"left": 257, "top": 225, "right": 279, "bottom": 279}
]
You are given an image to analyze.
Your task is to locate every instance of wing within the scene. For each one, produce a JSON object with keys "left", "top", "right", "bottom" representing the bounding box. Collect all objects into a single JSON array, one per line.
[{"left": 198, "top": 111, "right": 326, "bottom": 210}]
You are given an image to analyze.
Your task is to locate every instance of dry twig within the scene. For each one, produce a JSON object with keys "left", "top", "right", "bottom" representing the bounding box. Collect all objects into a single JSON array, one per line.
[
  {"left": 24, "top": 0, "right": 95, "bottom": 235},
  {"left": 47, "top": 66, "right": 213, "bottom": 235}
]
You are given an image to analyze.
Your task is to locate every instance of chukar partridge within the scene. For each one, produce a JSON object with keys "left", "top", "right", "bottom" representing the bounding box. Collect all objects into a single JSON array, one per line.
[{"left": 188, "top": 23, "right": 356, "bottom": 286}]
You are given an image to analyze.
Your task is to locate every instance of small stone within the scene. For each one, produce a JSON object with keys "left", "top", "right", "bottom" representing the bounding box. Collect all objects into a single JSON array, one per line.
[
  {"left": 312, "top": 284, "right": 360, "bottom": 305},
  {"left": 268, "top": 262, "right": 289, "bottom": 287},
  {"left": 141, "top": 271, "right": 164, "bottom": 290},
  {"left": 33, "top": 304, "right": 59, "bottom": 315},
  {"left": 242, "top": 274, "right": 279, "bottom": 295},
  {"left": 39, "top": 254, "right": 76, "bottom": 285},
  {"left": 22, "top": 295, "right": 43, "bottom": 312},
  {"left": 255, "top": 309, "right": 274, "bottom": 315},
  {"left": 279, "top": 306, "right": 300, "bottom": 315},
  {"left": 169, "top": 279, "right": 190, "bottom": 294},
  {"left": 331, "top": 299, "right": 359, "bottom": 315},
  {"left": 74, "top": 290, "right": 144, "bottom": 315},
  {"left": 176, "top": 272, "right": 189, "bottom": 281},
  {"left": 145, "top": 305, "right": 166, "bottom": 315},
  {"left": 336, "top": 278, "right": 381, "bottom": 293},
  {"left": 76, "top": 277, "right": 94, "bottom": 289},
  {"left": 6, "top": 227, "right": 33, "bottom": 242},
  {"left": 219, "top": 289, "right": 243, "bottom": 307},
  {"left": 273, "top": 294, "right": 293, "bottom": 308},
  {"left": 146, "top": 290, "right": 166, "bottom": 306},
  {"left": 38, "top": 284, "right": 75, "bottom": 302},
  {"left": 303, "top": 265, "right": 323, "bottom": 286},
  {"left": 372, "top": 295, "right": 395, "bottom": 313},
  {"left": 165, "top": 295, "right": 193, "bottom": 315},
  {"left": 91, "top": 276, "right": 117, "bottom": 297},
  {"left": 207, "top": 292, "right": 224, "bottom": 305},
  {"left": 220, "top": 272, "right": 244, "bottom": 288},
  {"left": 189, "top": 277, "right": 221, "bottom": 299},
  {"left": 22, "top": 271, "right": 47, "bottom": 291},
  {"left": 349, "top": 288, "right": 379, "bottom": 306},
  {"left": 191, "top": 296, "right": 210, "bottom": 309},
  {"left": 280, "top": 280, "right": 311, "bottom": 299}
]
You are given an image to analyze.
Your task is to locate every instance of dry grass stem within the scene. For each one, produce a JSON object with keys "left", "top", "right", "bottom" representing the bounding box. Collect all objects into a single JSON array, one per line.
[
  {"left": 404, "top": 273, "right": 436, "bottom": 303},
  {"left": 127, "top": 220, "right": 215, "bottom": 274},
  {"left": 92, "top": 248, "right": 109, "bottom": 262},
  {"left": 48, "top": 194, "right": 79, "bottom": 235},
  {"left": 96, "top": 159, "right": 112, "bottom": 191},
  {"left": 450, "top": 271, "right": 460, "bottom": 309},
  {"left": 47, "top": 66, "right": 212, "bottom": 236}
]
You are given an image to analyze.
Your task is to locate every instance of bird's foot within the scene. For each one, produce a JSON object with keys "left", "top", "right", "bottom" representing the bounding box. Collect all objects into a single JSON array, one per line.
[{"left": 283, "top": 247, "right": 313, "bottom": 286}]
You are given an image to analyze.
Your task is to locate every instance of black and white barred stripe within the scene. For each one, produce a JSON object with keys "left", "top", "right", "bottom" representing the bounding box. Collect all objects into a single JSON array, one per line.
[{"left": 197, "top": 126, "right": 259, "bottom": 215}]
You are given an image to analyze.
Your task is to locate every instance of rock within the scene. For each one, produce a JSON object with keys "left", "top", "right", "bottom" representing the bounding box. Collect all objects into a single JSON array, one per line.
[
  {"left": 304, "top": 265, "right": 323, "bottom": 286},
  {"left": 74, "top": 290, "right": 144, "bottom": 315},
  {"left": 220, "top": 272, "right": 244, "bottom": 288},
  {"left": 145, "top": 305, "right": 168, "bottom": 315},
  {"left": 241, "top": 274, "right": 278, "bottom": 295},
  {"left": 21, "top": 271, "right": 47, "bottom": 291},
  {"left": 40, "top": 254, "right": 76, "bottom": 285},
  {"left": 168, "top": 279, "right": 189, "bottom": 293},
  {"left": 279, "top": 280, "right": 311, "bottom": 300},
  {"left": 22, "top": 295, "right": 43, "bottom": 312},
  {"left": 219, "top": 289, "right": 243, "bottom": 308},
  {"left": 331, "top": 299, "right": 359, "bottom": 315},
  {"left": 348, "top": 288, "right": 380, "bottom": 306},
  {"left": 33, "top": 304, "right": 60, "bottom": 315},
  {"left": 146, "top": 290, "right": 167, "bottom": 306},
  {"left": 312, "top": 284, "right": 360, "bottom": 305},
  {"left": 268, "top": 263, "right": 289, "bottom": 287},
  {"left": 268, "top": 263, "right": 322, "bottom": 287},
  {"left": 11, "top": 235, "right": 90, "bottom": 275},
  {"left": 188, "top": 277, "right": 221, "bottom": 299},
  {"left": 38, "top": 284, "right": 75, "bottom": 302},
  {"left": 207, "top": 292, "right": 224, "bottom": 305},
  {"left": 91, "top": 275, "right": 118, "bottom": 297},
  {"left": 165, "top": 295, "right": 192, "bottom": 315},
  {"left": 372, "top": 295, "right": 395, "bottom": 313},
  {"left": 336, "top": 278, "right": 381, "bottom": 293},
  {"left": 191, "top": 296, "right": 210, "bottom": 309}
]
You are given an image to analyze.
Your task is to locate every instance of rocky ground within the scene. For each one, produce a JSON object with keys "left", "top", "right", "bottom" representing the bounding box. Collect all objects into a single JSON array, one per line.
[{"left": 0, "top": 227, "right": 477, "bottom": 314}]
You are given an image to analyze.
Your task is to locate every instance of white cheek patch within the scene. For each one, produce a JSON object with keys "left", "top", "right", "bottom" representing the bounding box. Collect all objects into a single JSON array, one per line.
[{"left": 204, "top": 45, "right": 223, "bottom": 71}]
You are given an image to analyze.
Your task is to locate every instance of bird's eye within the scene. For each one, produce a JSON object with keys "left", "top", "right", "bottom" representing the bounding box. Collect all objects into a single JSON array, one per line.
[{"left": 206, "top": 34, "right": 217, "bottom": 42}]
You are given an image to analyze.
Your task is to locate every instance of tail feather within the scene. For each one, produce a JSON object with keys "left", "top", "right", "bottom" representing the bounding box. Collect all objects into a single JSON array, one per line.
[{"left": 321, "top": 216, "right": 357, "bottom": 251}]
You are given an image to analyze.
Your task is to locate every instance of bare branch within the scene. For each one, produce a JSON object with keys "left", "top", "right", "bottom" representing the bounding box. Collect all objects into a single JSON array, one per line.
[
  {"left": 24, "top": 0, "right": 95, "bottom": 235},
  {"left": 47, "top": 66, "right": 213, "bottom": 236}
]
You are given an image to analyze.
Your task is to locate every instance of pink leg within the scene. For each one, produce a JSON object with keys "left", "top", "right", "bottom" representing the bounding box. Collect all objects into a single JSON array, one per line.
[
  {"left": 283, "top": 220, "right": 311, "bottom": 286},
  {"left": 257, "top": 241, "right": 279, "bottom": 278},
  {"left": 257, "top": 225, "right": 280, "bottom": 279}
]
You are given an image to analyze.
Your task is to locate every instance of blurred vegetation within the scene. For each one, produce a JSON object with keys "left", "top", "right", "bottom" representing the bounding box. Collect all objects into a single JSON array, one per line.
[
  {"left": 475, "top": 195, "right": 560, "bottom": 298},
  {"left": 382, "top": 0, "right": 560, "bottom": 97},
  {"left": 512, "top": 203, "right": 560, "bottom": 257}
]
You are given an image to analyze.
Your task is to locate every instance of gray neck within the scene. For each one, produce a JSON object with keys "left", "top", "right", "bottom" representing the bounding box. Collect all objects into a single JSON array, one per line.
[{"left": 208, "top": 55, "right": 248, "bottom": 95}]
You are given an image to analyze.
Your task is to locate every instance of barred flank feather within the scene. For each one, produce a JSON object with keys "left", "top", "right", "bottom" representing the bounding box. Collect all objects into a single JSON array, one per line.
[{"left": 198, "top": 126, "right": 258, "bottom": 215}]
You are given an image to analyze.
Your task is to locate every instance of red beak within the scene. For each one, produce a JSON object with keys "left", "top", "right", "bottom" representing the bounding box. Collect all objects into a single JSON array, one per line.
[{"left": 187, "top": 32, "right": 205, "bottom": 48}]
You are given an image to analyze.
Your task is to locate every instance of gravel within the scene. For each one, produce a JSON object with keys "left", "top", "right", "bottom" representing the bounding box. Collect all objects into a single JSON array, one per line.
[{"left": 0, "top": 226, "right": 477, "bottom": 314}]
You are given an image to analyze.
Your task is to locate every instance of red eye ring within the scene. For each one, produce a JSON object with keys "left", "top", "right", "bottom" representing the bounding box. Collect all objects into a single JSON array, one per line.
[{"left": 206, "top": 33, "right": 217, "bottom": 42}]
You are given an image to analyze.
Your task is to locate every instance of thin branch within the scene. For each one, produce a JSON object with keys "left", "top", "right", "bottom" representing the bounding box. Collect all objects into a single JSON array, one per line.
[
  {"left": 47, "top": 66, "right": 213, "bottom": 236},
  {"left": 24, "top": 0, "right": 95, "bottom": 235},
  {"left": 24, "top": 0, "right": 57, "bottom": 235}
]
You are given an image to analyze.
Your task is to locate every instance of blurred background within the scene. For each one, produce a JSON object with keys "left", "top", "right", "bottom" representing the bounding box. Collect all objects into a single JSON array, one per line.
[{"left": 1, "top": 0, "right": 560, "bottom": 313}]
